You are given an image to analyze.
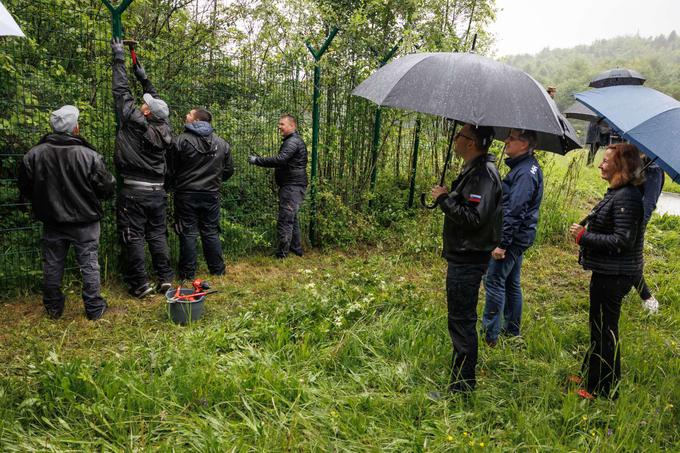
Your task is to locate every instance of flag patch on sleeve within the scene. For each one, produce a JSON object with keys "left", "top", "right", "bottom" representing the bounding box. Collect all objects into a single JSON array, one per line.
[{"left": 468, "top": 194, "right": 482, "bottom": 203}]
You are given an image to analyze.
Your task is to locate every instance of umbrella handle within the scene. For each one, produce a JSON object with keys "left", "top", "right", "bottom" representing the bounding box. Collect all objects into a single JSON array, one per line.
[{"left": 421, "top": 123, "right": 458, "bottom": 209}]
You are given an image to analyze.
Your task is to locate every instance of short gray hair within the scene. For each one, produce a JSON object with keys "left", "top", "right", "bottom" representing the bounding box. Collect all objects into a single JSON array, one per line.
[{"left": 519, "top": 129, "right": 538, "bottom": 152}]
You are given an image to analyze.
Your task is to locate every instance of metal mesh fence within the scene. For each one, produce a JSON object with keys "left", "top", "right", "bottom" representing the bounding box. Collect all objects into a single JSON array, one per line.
[{"left": 0, "top": 0, "right": 451, "bottom": 291}]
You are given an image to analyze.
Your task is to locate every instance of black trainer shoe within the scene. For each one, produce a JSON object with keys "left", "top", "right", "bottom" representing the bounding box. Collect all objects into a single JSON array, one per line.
[
  {"left": 87, "top": 303, "right": 108, "bottom": 321},
  {"left": 157, "top": 282, "right": 172, "bottom": 294},
  {"left": 130, "top": 283, "right": 154, "bottom": 299}
]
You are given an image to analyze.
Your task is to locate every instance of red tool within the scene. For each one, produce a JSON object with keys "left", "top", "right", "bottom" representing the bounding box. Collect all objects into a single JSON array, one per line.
[{"left": 123, "top": 39, "right": 138, "bottom": 65}]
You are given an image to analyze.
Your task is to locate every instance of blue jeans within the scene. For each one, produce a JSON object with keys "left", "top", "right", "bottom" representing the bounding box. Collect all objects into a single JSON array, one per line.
[
  {"left": 446, "top": 261, "right": 487, "bottom": 391},
  {"left": 482, "top": 247, "right": 524, "bottom": 342}
]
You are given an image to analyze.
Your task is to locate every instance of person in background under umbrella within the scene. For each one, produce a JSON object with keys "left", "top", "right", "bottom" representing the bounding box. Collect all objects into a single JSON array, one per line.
[
  {"left": 546, "top": 86, "right": 557, "bottom": 99},
  {"left": 429, "top": 123, "right": 502, "bottom": 396},
  {"left": 635, "top": 156, "right": 665, "bottom": 313},
  {"left": 168, "top": 107, "right": 234, "bottom": 280},
  {"left": 482, "top": 129, "right": 543, "bottom": 347},
  {"left": 569, "top": 143, "right": 644, "bottom": 399},
  {"left": 18, "top": 105, "right": 115, "bottom": 320}
]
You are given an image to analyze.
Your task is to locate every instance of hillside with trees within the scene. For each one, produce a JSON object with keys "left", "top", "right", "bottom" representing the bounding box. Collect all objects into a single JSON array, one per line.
[{"left": 503, "top": 32, "right": 680, "bottom": 111}]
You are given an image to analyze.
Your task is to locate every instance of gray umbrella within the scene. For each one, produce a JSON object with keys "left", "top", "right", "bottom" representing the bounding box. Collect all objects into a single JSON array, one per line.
[
  {"left": 564, "top": 101, "right": 600, "bottom": 122},
  {"left": 352, "top": 52, "right": 581, "bottom": 153},
  {"left": 589, "top": 68, "right": 645, "bottom": 88}
]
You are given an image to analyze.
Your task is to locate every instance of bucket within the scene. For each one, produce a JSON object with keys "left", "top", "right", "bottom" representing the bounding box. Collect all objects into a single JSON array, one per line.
[{"left": 166, "top": 288, "right": 205, "bottom": 325}]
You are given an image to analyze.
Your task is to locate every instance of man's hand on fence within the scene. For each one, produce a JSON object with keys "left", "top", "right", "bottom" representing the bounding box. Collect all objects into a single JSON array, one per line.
[
  {"left": 248, "top": 155, "right": 258, "bottom": 165},
  {"left": 133, "top": 64, "right": 147, "bottom": 81},
  {"left": 111, "top": 38, "right": 125, "bottom": 62}
]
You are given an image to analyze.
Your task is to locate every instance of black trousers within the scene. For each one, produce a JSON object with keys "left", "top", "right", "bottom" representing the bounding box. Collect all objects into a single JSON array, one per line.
[
  {"left": 582, "top": 272, "right": 634, "bottom": 398},
  {"left": 174, "top": 191, "right": 225, "bottom": 279},
  {"left": 446, "top": 261, "right": 488, "bottom": 391},
  {"left": 42, "top": 222, "right": 106, "bottom": 319},
  {"left": 117, "top": 188, "right": 173, "bottom": 290},
  {"left": 276, "top": 185, "right": 306, "bottom": 257}
]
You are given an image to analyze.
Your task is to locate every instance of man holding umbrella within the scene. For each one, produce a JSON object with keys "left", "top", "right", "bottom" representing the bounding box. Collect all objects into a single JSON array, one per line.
[{"left": 430, "top": 123, "right": 503, "bottom": 394}]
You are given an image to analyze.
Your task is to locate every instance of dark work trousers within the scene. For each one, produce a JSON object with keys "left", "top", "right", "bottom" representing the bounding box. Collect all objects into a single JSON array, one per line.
[
  {"left": 446, "top": 261, "right": 488, "bottom": 391},
  {"left": 116, "top": 187, "right": 173, "bottom": 290},
  {"left": 174, "top": 191, "right": 225, "bottom": 279},
  {"left": 42, "top": 222, "right": 107, "bottom": 319},
  {"left": 277, "top": 185, "right": 306, "bottom": 258},
  {"left": 582, "top": 272, "right": 634, "bottom": 398}
]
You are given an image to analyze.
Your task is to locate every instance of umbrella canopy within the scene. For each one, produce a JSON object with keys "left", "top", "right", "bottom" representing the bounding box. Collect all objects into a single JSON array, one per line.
[
  {"left": 0, "top": 0, "right": 24, "bottom": 37},
  {"left": 589, "top": 68, "right": 645, "bottom": 89},
  {"left": 352, "top": 52, "right": 580, "bottom": 153},
  {"left": 564, "top": 101, "right": 600, "bottom": 122},
  {"left": 575, "top": 85, "right": 680, "bottom": 182},
  {"left": 494, "top": 114, "right": 582, "bottom": 154}
]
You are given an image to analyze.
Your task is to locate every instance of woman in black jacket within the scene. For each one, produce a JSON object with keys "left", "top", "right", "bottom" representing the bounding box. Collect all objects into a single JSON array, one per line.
[{"left": 569, "top": 143, "right": 644, "bottom": 399}]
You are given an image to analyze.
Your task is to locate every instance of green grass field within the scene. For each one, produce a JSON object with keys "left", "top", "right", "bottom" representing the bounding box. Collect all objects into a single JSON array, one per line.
[{"left": 1, "top": 152, "right": 678, "bottom": 451}]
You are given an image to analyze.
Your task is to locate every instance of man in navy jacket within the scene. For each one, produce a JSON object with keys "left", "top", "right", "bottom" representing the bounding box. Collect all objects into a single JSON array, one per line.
[{"left": 482, "top": 129, "right": 543, "bottom": 346}]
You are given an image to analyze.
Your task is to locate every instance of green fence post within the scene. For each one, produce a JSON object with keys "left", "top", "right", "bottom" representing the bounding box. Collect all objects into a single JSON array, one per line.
[
  {"left": 407, "top": 118, "right": 421, "bottom": 208},
  {"left": 368, "top": 39, "right": 401, "bottom": 208},
  {"left": 305, "top": 27, "right": 338, "bottom": 247},
  {"left": 101, "top": 0, "right": 133, "bottom": 38}
]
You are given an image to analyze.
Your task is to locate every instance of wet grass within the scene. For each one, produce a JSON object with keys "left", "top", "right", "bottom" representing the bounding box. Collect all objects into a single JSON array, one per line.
[{"left": 0, "top": 155, "right": 678, "bottom": 451}]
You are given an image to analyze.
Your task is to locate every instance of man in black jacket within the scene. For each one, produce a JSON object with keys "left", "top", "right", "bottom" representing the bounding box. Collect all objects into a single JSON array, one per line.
[
  {"left": 169, "top": 107, "right": 234, "bottom": 279},
  {"left": 430, "top": 123, "right": 502, "bottom": 394},
  {"left": 111, "top": 38, "right": 174, "bottom": 298},
  {"left": 18, "top": 105, "right": 115, "bottom": 320},
  {"left": 248, "top": 114, "right": 308, "bottom": 258}
]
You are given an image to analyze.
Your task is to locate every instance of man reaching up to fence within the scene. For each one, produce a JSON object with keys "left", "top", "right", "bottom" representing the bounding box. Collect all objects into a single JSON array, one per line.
[
  {"left": 481, "top": 129, "right": 543, "bottom": 347},
  {"left": 18, "top": 105, "right": 115, "bottom": 320},
  {"left": 248, "top": 114, "right": 308, "bottom": 259},
  {"left": 111, "top": 38, "right": 174, "bottom": 298},
  {"left": 168, "top": 108, "right": 234, "bottom": 279},
  {"left": 429, "top": 123, "right": 503, "bottom": 396}
]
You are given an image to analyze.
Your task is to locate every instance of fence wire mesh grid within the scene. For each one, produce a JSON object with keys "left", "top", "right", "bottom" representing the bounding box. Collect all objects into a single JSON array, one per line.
[{"left": 0, "top": 0, "right": 453, "bottom": 292}]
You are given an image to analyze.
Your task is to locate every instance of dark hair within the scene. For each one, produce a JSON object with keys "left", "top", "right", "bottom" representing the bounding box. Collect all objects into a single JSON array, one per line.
[
  {"left": 469, "top": 125, "right": 495, "bottom": 152},
  {"left": 606, "top": 143, "right": 643, "bottom": 187},
  {"left": 280, "top": 113, "right": 297, "bottom": 125},
  {"left": 518, "top": 129, "right": 538, "bottom": 152},
  {"left": 192, "top": 108, "right": 212, "bottom": 123}
]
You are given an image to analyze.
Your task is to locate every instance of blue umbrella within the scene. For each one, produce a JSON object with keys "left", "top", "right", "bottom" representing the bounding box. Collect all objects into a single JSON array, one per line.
[{"left": 575, "top": 85, "right": 680, "bottom": 182}]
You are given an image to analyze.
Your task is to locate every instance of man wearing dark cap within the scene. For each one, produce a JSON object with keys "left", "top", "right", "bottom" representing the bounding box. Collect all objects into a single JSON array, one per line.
[
  {"left": 168, "top": 107, "right": 234, "bottom": 279},
  {"left": 247, "top": 114, "right": 308, "bottom": 258},
  {"left": 18, "top": 105, "right": 115, "bottom": 320},
  {"left": 429, "top": 123, "right": 503, "bottom": 396},
  {"left": 111, "top": 38, "right": 174, "bottom": 298}
]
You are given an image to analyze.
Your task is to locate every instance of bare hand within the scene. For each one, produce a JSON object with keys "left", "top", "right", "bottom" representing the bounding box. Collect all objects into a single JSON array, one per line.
[
  {"left": 569, "top": 223, "right": 584, "bottom": 239},
  {"left": 491, "top": 247, "right": 506, "bottom": 260},
  {"left": 431, "top": 185, "right": 448, "bottom": 200}
]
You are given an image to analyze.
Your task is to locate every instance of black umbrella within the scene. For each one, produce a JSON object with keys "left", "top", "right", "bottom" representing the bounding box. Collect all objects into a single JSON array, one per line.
[
  {"left": 589, "top": 68, "right": 645, "bottom": 89},
  {"left": 352, "top": 52, "right": 581, "bottom": 154},
  {"left": 563, "top": 101, "right": 600, "bottom": 122}
]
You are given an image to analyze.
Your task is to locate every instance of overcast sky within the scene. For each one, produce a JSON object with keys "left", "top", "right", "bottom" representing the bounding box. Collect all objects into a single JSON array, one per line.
[{"left": 489, "top": 0, "right": 680, "bottom": 56}]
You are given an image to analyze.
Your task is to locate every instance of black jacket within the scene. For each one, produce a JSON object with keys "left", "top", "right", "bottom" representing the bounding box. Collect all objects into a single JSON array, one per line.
[
  {"left": 18, "top": 133, "right": 115, "bottom": 225},
  {"left": 579, "top": 184, "right": 644, "bottom": 276},
  {"left": 112, "top": 59, "right": 172, "bottom": 183},
  {"left": 253, "top": 132, "right": 308, "bottom": 187},
  {"left": 437, "top": 154, "right": 503, "bottom": 263},
  {"left": 169, "top": 121, "right": 234, "bottom": 193}
]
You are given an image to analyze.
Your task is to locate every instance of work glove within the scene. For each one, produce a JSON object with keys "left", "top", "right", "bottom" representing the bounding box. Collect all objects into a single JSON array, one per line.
[
  {"left": 111, "top": 37, "right": 125, "bottom": 62},
  {"left": 133, "top": 63, "right": 147, "bottom": 81},
  {"left": 248, "top": 155, "right": 258, "bottom": 165}
]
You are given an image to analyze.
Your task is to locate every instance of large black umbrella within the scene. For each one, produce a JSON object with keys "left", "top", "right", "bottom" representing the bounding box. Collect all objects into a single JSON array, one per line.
[
  {"left": 564, "top": 101, "right": 599, "bottom": 122},
  {"left": 352, "top": 52, "right": 581, "bottom": 154},
  {"left": 589, "top": 68, "right": 646, "bottom": 88}
]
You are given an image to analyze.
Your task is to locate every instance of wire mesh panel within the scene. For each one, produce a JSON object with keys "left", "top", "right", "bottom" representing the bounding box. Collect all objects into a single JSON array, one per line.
[{"left": 0, "top": 0, "right": 456, "bottom": 292}]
